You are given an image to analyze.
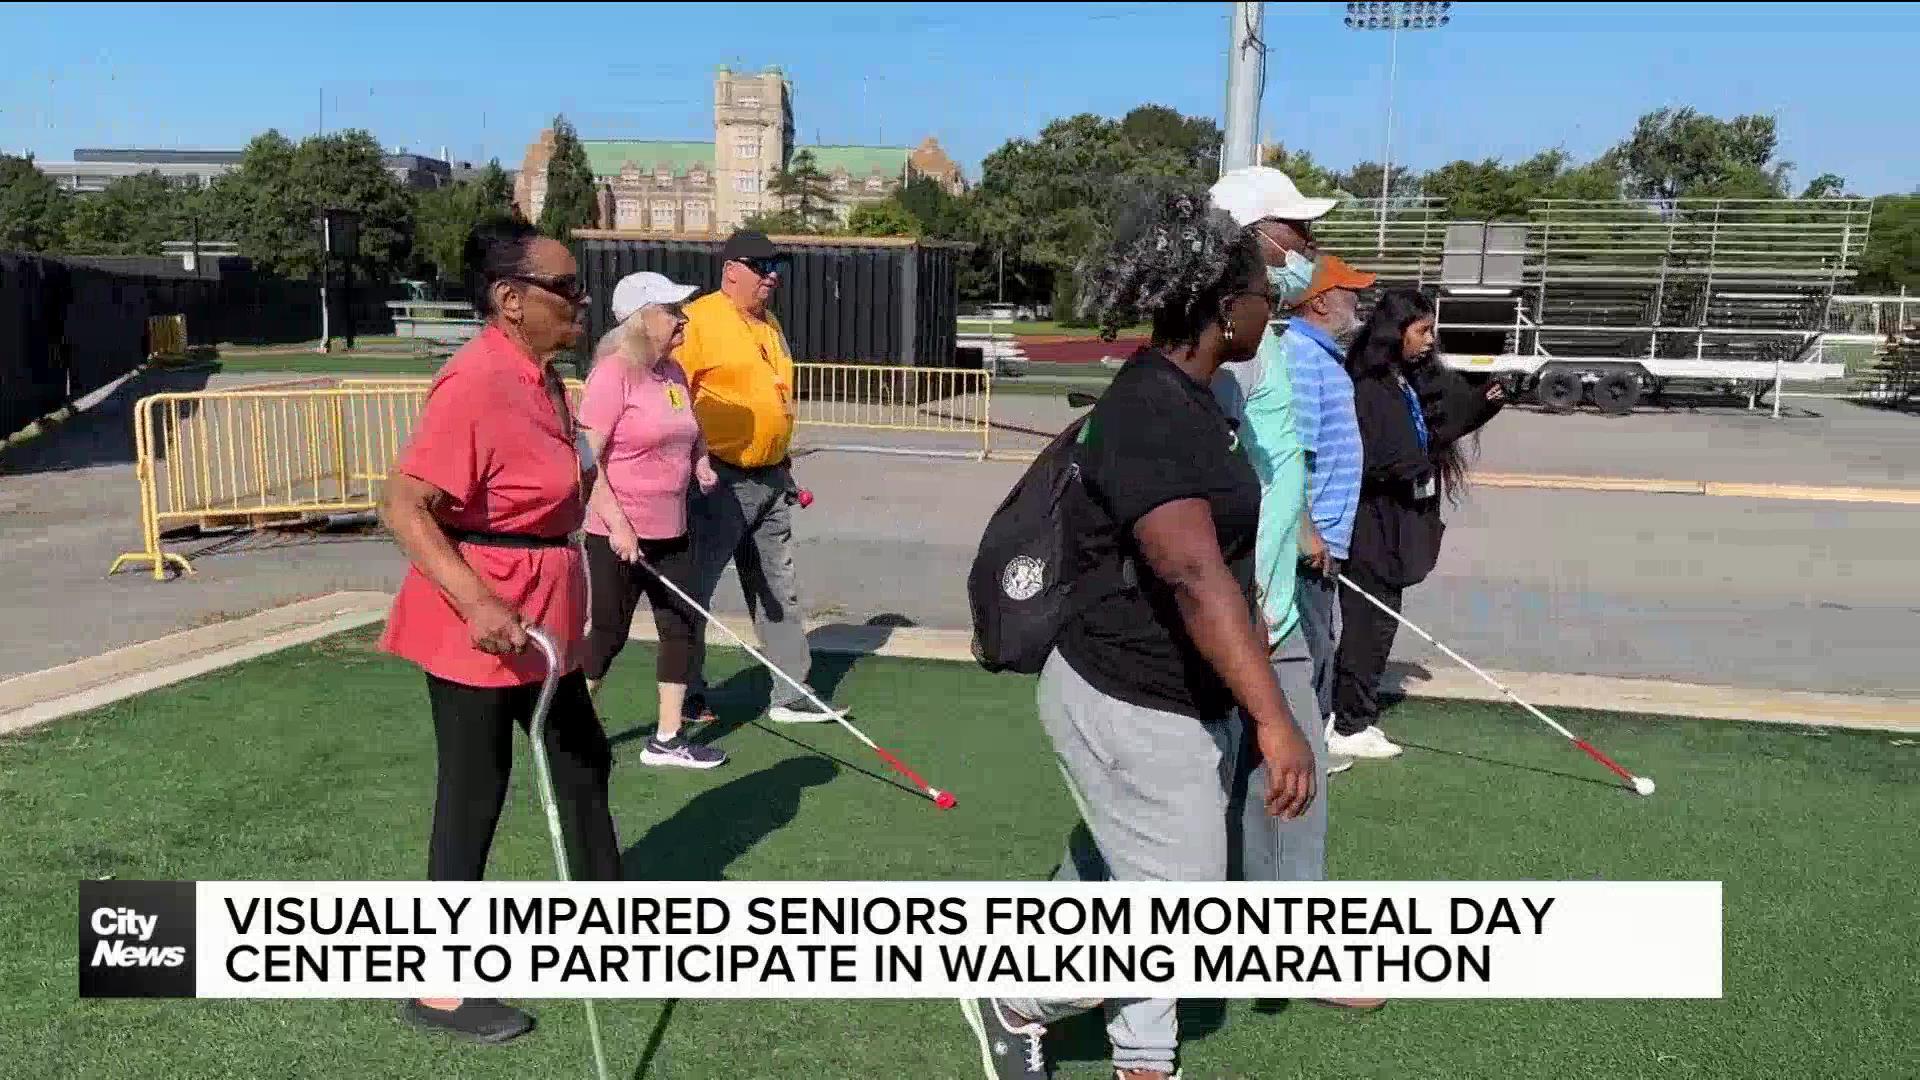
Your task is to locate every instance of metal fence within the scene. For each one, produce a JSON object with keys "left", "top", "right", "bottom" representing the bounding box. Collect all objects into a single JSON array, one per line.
[{"left": 108, "top": 363, "right": 991, "bottom": 579}]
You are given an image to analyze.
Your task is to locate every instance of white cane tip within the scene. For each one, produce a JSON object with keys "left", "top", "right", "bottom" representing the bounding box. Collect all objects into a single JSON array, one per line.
[{"left": 1632, "top": 776, "right": 1656, "bottom": 796}]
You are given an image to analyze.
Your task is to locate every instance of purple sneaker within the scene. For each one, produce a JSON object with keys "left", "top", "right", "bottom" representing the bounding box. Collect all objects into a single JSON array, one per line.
[{"left": 640, "top": 734, "right": 727, "bottom": 770}]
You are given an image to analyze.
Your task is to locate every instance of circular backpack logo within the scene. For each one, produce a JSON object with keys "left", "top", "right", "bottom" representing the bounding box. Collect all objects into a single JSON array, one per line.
[{"left": 1001, "top": 556, "right": 1046, "bottom": 601}]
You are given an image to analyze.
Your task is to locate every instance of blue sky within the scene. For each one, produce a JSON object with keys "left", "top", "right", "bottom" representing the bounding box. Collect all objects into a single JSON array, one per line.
[{"left": 2, "top": 2, "right": 1916, "bottom": 194}]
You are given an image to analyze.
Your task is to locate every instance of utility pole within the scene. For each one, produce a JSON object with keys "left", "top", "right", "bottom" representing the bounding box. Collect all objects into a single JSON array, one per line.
[{"left": 1221, "top": 2, "right": 1265, "bottom": 176}]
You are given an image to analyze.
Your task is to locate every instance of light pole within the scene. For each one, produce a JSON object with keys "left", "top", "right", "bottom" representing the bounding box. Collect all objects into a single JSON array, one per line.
[{"left": 1345, "top": 1, "right": 1450, "bottom": 253}]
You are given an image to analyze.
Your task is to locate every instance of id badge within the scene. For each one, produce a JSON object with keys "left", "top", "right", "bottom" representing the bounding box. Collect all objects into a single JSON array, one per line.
[{"left": 1414, "top": 476, "right": 1437, "bottom": 500}]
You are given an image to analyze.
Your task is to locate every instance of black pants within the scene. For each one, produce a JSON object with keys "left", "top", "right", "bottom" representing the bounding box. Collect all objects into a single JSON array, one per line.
[
  {"left": 1333, "top": 562, "right": 1406, "bottom": 735},
  {"left": 582, "top": 532, "right": 698, "bottom": 685},
  {"left": 425, "top": 671, "right": 621, "bottom": 882}
]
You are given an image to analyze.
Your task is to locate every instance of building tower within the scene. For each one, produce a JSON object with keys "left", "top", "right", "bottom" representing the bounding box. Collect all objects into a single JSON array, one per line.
[{"left": 712, "top": 65, "right": 794, "bottom": 232}]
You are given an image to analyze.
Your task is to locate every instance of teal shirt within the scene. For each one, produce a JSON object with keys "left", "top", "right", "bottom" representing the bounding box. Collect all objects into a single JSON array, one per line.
[{"left": 1213, "top": 323, "right": 1308, "bottom": 648}]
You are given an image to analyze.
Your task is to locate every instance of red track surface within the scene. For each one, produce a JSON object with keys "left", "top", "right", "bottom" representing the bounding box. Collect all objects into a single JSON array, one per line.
[{"left": 1015, "top": 336, "right": 1148, "bottom": 364}]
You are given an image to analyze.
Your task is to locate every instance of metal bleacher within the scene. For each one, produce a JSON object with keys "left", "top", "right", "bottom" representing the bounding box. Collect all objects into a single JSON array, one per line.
[{"left": 1314, "top": 197, "right": 1876, "bottom": 404}]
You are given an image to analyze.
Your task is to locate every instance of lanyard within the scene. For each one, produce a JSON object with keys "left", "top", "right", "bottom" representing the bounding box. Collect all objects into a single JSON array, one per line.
[{"left": 1397, "top": 377, "right": 1429, "bottom": 451}]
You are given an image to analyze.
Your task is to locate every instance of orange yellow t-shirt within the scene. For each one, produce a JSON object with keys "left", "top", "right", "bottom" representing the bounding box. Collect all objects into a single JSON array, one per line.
[{"left": 675, "top": 291, "right": 795, "bottom": 468}]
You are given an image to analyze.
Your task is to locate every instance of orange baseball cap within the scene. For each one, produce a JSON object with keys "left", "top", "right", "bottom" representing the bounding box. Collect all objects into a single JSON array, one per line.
[{"left": 1290, "top": 254, "right": 1375, "bottom": 309}]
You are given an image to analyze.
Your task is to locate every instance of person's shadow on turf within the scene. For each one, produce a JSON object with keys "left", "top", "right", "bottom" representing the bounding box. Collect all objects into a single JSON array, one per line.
[
  {"left": 619, "top": 755, "right": 838, "bottom": 881},
  {"left": 620, "top": 756, "right": 836, "bottom": 1080}
]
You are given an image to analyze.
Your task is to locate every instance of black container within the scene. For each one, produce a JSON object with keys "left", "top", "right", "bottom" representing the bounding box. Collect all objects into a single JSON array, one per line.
[{"left": 573, "top": 232, "right": 969, "bottom": 373}]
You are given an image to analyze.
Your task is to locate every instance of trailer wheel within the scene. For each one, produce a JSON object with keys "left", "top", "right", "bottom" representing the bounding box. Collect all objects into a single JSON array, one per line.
[
  {"left": 1532, "top": 367, "right": 1584, "bottom": 412},
  {"left": 1593, "top": 370, "right": 1643, "bottom": 414}
]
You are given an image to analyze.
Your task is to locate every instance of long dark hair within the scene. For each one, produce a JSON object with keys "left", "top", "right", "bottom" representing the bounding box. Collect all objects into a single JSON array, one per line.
[{"left": 1346, "top": 287, "right": 1477, "bottom": 503}]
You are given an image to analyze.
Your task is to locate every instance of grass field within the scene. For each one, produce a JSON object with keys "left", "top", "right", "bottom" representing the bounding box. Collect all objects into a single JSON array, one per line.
[{"left": 6, "top": 630, "right": 1915, "bottom": 1079}]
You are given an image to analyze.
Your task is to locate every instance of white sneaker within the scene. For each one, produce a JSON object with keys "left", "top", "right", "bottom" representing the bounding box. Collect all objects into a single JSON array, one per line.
[
  {"left": 1326, "top": 725, "right": 1403, "bottom": 760},
  {"left": 767, "top": 700, "right": 846, "bottom": 724},
  {"left": 1326, "top": 754, "right": 1355, "bottom": 775}
]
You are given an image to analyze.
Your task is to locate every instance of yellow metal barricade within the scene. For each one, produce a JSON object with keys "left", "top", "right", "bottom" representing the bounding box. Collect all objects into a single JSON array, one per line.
[
  {"left": 109, "top": 364, "right": 992, "bottom": 579},
  {"left": 791, "top": 362, "right": 992, "bottom": 459}
]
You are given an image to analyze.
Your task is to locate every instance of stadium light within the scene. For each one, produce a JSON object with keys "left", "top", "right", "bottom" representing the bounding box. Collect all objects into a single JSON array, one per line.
[{"left": 1346, "top": 1, "right": 1453, "bottom": 253}]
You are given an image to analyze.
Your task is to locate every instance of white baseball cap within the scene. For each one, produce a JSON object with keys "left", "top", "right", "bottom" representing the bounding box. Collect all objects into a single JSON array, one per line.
[
  {"left": 1209, "top": 166, "right": 1340, "bottom": 227},
  {"left": 610, "top": 271, "right": 698, "bottom": 324}
]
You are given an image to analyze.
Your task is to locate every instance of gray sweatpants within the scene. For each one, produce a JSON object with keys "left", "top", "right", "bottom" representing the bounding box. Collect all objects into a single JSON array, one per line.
[
  {"left": 686, "top": 459, "right": 812, "bottom": 709},
  {"left": 1230, "top": 626, "right": 1329, "bottom": 884},
  {"left": 1001, "top": 649, "right": 1240, "bottom": 1075}
]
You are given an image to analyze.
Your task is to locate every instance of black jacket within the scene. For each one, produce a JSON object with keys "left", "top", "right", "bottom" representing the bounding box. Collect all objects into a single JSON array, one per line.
[{"left": 1348, "top": 363, "right": 1504, "bottom": 587}]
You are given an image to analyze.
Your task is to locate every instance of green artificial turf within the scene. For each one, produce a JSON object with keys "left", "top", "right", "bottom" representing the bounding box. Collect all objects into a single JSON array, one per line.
[{"left": 4, "top": 628, "right": 1915, "bottom": 1079}]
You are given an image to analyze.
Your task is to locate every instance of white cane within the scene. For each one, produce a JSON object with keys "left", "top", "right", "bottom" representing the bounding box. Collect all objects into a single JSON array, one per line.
[{"left": 525, "top": 627, "right": 613, "bottom": 1079}]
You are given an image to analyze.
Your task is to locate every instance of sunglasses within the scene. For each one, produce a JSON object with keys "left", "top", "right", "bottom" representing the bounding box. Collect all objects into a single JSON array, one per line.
[
  {"left": 734, "top": 257, "right": 785, "bottom": 278},
  {"left": 510, "top": 273, "right": 589, "bottom": 306}
]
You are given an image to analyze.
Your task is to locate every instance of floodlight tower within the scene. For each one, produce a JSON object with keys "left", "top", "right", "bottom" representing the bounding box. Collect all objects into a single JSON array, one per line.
[{"left": 1345, "top": 1, "right": 1452, "bottom": 252}]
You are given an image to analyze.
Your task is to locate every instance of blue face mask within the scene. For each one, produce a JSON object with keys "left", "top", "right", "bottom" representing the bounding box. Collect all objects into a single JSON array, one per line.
[{"left": 1259, "top": 234, "right": 1317, "bottom": 308}]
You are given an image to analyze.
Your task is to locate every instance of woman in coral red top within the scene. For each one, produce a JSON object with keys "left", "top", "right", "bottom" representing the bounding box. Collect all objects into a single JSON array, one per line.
[{"left": 377, "top": 216, "right": 618, "bottom": 1046}]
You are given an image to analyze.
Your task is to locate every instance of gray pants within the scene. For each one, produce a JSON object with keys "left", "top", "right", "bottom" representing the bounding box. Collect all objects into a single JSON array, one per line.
[
  {"left": 1001, "top": 649, "right": 1240, "bottom": 1075},
  {"left": 687, "top": 460, "right": 812, "bottom": 709},
  {"left": 1297, "top": 568, "right": 1341, "bottom": 723},
  {"left": 1230, "top": 626, "right": 1329, "bottom": 884}
]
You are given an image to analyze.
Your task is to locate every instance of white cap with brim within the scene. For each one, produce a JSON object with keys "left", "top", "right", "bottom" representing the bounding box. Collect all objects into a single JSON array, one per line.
[
  {"left": 610, "top": 271, "right": 698, "bottom": 324},
  {"left": 1209, "top": 166, "right": 1340, "bottom": 227}
]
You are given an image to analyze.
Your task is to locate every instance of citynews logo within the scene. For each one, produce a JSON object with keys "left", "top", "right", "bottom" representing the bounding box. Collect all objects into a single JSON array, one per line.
[{"left": 79, "top": 880, "right": 197, "bottom": 998}]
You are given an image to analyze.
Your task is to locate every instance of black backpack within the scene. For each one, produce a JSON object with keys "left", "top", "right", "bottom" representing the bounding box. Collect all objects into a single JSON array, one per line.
[{"left": 968, "top": 411, "right": 1094, "bottom": 674}]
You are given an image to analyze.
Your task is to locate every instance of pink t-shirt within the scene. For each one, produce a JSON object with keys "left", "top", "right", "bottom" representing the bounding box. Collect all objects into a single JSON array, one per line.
[{"left": 578, "top": 352, "right": 701, "bottom": 540}]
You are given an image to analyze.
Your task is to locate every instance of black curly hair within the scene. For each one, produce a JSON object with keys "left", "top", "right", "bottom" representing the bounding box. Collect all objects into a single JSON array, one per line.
[{"left": 1074, "top": 180, "right": 1264, "bottom": 346}]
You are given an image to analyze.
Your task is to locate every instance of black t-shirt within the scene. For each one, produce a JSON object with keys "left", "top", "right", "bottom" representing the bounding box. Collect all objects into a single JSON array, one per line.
[{"left": 1059, "top": 349, "right": 1262, "bottom": 720}]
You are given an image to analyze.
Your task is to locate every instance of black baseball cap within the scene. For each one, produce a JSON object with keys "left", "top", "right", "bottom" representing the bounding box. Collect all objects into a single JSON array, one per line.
[{"left": 720, "top": 230, "right": 781, "bottom": 265}]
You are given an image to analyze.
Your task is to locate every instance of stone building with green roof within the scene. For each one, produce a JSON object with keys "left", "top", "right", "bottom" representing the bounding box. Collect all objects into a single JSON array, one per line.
[{"left": 514, "top": 67, "right": 965, "bottom": 235}]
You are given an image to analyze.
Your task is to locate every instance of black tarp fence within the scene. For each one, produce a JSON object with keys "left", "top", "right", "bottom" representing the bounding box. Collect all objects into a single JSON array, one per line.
[
  {"left": 3, "top": 252, "right": 405, "bottom": 438},
  {"left": 572, "top": 232, "right": 969, "bottom": 375}
]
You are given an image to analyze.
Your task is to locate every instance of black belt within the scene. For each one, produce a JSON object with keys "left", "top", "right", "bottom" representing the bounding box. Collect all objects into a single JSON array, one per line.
[{"left": 447, "top": 529, "right": 572, "bottom": 549}]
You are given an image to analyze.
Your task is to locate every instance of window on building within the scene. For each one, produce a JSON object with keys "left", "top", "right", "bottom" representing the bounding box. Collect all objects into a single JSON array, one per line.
[
  {"left": 734, "top": 136, "right": 759, "bottom": 160},
  {"left": 734, "top": 172, "right": 761, "bottom": 194},
  {"left": 615, "top": 198, "right": 643, "bottom": 230},
  {"left": 738, "top": 200, "right": 759, "bottom": 215},
  {"left": 685, "top": 201, "right": 710, "bottom": 230},
  {"left": 831, "top": 175, "right": 849, "bottom": 193},
  {"left": 689, "top": 169, "right": 707, "bottom": 186},
  {"left": 654, "top": 167, "right": 673, "bottom": 185},
  {"left": 866, "top": 176, "right": 886, "bottom": 193},
  {"left": 739, "top": 95, "right": 760, "bottom": 108},
  {"left": 651, "top": 203, "right": 676, "bottom": 230}
]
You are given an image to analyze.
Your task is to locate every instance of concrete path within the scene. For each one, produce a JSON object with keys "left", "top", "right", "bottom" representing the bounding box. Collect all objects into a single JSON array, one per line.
[{"left": 3, "top": 368, "right": 1916, "bottom": 700}]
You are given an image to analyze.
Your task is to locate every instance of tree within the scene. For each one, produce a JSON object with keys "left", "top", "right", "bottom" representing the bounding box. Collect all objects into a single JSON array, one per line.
[
  {"left": 740, "top": 208, "right": 812, "bottom": 235},
  {"left": 412, "top": 160, "right": 515, "bottom": 283},
  {"left": 1335, "top": 161, "right": 1420, "bottom": 204},
  {"left": 767, "top": 149, "right": 837, "bottom": 233},
  {"left": 1800, "top": 173, "right": 1848, "bottom": 199},
  {"left": 845, "top": 200, "right": 920, "bottom": 237},
  {"left": 0, "top": 153, "right": 70, "bottom": 252},
  {"left": 896, "top": 174, "right": 969, "bottom": 238},
  {"left": 1261, "top": 147, "right": 1343, "bottom": 199},
  {"left": 218, "top": 129, "right": 411, "bottom": 281},
  {"left": 63, "top": 172, "right": 199, "bottom": 255},
  {"left": 1117, "top": 104, "right": 1222, "bottom": 177},
  {"left": 1612, "top": 107, "right": 1788, "bottom": 201},
  {"left": 1856, "top": 194, "right": 1920, "bottom": 294},
  {"left": 538, "top": 116, "right": 598, "bottom": 240}
]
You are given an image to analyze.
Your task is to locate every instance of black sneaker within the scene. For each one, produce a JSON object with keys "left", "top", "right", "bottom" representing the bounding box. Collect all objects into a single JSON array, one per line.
[
  {"left": 640, "top": 733, "right": 728, "bottom": 770},
  {"left": 959, "top": 997, "right": 1048, "bottom": 1078},
  {"left": 767, "top": 699, "right": 846, "bottom": 725},
  {"left": 399, "top": 998, "right": 533, "bottom": 1044}
]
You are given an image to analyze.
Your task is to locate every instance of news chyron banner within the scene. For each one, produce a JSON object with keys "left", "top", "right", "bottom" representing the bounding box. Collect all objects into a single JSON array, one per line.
[{"left": 79, "top": 880, "right": 1722, "bottom": 1000}]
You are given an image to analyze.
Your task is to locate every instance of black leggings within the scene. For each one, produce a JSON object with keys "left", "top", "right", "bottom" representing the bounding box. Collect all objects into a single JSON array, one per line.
[
  {"left": 582, "top": 532, "right": 699, "bottom": 684},
  {"left": 425, "top": 671, "right": 622, "bottom": 882},
  {"left": 1333, "top": 561, "right": 1406, "bottom": 735}
]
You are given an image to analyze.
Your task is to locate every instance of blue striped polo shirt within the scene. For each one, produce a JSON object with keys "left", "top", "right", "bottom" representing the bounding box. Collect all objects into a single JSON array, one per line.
[{"left": 1277, "top": 319, "right": 1362, "bottom": 559}]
